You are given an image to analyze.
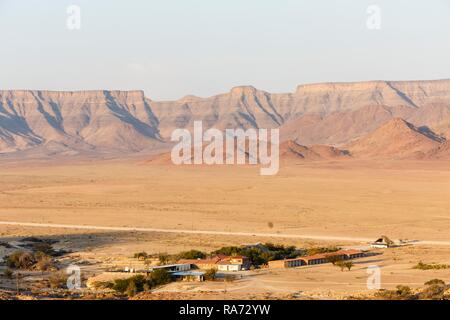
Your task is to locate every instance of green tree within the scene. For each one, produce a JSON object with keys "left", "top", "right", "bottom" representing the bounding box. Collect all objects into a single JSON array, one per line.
[{"left": 177, "top": 250, "right": 207, "bottom": 260}]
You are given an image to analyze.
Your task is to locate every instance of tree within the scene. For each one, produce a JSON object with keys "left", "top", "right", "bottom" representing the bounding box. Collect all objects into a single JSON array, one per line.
[
  {"left": 158, "top": 253, "right": 170, "bottom": 265},
  {"left": 134, "top": 252, "right": 148, "bottom": 260},
  {"left": 345, "top": 261, "right": 354, "bottom": 271},
  {"left": 177, "top": 250, "right": 206, "bottom": 260},
  {"left": 326, "top": 255, "right": 343, "bottom": 266},
  {"left": 204, "top": 268, "right": 217, "bottom": 281},
  {"left": 126, "top": 281, "right": 137, "bottom": 297},
  {"left": 150, "top": 269, "right": 171, "bottom": 286},
  {"left": 335, "top": 261, "right": 346, "bottom": 272}
]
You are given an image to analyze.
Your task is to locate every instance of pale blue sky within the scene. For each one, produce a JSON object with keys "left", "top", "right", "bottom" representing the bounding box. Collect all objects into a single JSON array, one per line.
[{"left": 1, "top": 0, "right": 449, "bottom": 100}]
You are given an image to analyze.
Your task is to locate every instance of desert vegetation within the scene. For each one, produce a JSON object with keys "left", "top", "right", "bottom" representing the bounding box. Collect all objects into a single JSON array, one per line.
[
  {"left": 97, "top": 269, "right": 173, "bottom": 297},
  {"left": 374, "top": 279, "right": 449, "bottom": 300},
  {"left": 212, "top": 243, "right": 301, "bottom": 266},
  {"left": 413, "top": 261, "right": 448, "bottom": 270}
]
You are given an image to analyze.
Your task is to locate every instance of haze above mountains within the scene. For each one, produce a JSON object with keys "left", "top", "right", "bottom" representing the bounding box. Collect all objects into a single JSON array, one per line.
[{"left": 1, "top": 79, "right": 450, "bottom": 161}]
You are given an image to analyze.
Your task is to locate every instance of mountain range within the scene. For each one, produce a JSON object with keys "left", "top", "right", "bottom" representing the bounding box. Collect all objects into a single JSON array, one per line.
[{"left": 1, "top": 79, "right": 450, "bottom": 160}]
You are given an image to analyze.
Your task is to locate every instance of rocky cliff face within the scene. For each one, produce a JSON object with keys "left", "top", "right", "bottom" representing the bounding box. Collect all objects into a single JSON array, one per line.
[
  {"left": 0, "top": 90, "right": 161, "bottom": 154},
  {"left": 1, "top": 79, "right": 450, "bottom": 157}
]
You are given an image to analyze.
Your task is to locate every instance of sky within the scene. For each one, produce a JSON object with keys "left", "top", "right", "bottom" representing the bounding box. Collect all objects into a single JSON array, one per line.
[{"left": 0, "top": 0, "right": 450, "bottom": 100}]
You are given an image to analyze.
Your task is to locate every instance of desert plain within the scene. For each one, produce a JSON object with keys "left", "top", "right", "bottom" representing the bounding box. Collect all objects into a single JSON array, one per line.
[{"left": 0, "top": 158, "right": 449, "bottom": 299}]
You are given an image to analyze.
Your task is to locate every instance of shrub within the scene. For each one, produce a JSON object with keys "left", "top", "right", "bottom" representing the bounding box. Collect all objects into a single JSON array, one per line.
[
  {"left": 413, "top": 261, "right": 448, "bottom": 270},
  {"left": 126, "top": 280, "right": 137, "bottom": 297},
  {"left": 6, "top": 251, "right": 36, "bottom": 269},
  {"left": 421, "top": 280, "right": 447, "bottom": 300},
  {"left": 425, "top": 279, "right": 446, "bottom": 286},
  {"left": 204, "top": 268, "right": 217, "bottom": 281},
  {"left": 49, "top": 271, "right": 68, "bottom": 289},
  {"left": 133, "top": 252, "right": 148, "bottom": 260},
  {"left": 112, "top": 270, "right": 172, "bottom": 295},
  {"left": 112, "top": 278, "right": 130, "bottom": 294},
  {"left": 374, "top": 285, "right": 418, "bottom": 300},
  {"left": 150, "top": 269, "right": 171, "bottom": 286},
  {"left": 34, "top": 252, "right": 56, "bottom": 271}
]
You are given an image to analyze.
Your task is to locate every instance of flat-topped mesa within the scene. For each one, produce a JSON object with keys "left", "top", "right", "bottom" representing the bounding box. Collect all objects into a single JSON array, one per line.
[
  {"left": 295, "top": 81, "right": 391, "bottom": 94},
  {"left": 295, "top": 79, "right": 450, "bottom": 94}
]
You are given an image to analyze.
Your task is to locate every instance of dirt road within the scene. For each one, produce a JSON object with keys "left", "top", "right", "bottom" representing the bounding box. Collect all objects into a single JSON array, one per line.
[{"left": 1, "top": 221, "right": 449, "bottom": 247}]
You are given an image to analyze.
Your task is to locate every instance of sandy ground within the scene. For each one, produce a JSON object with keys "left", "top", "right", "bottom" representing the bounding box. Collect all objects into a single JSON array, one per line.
[
  {"left": 1, "top": 159, "right": 450, "bottom": 241},
  {"left": 0, "top": 159, "right": 449, "bottom": 298}
]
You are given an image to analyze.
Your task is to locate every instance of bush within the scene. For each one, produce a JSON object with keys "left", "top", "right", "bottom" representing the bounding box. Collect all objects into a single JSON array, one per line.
[
  {"left": 204, "top": 268, "right": 217, "bottom": 281},
  {"left": 413, "top": 261, "right": 448, "bottom": 270},
  {"left": 375, "top": 285, "right": 418, "bottom": 300},
  {"left": 425, "top": 279, "right": 446, "bottom": 286},
  {"left": 111, "top": 270, "right": 172, "bottom": 295},
  {"left": 150, "top": 269, "right": 171, "bottom": 286},
  {"left": 34, "top": 252, "right": 56, "bottom": 271},
  {"left": 6, "top": 251, "right": 36, "bottom": 269},
  {"left": 421, "top": 280, "right": 447, "bottom": 300},
  {"left": 133, "top": 252, "right": 148, "bottom": 260},
  {"left": 6, "top": 250, "right": 57, "bottom": 271},
  {"left": 49, "top": 271, "right": 68, "bottom": 289}
]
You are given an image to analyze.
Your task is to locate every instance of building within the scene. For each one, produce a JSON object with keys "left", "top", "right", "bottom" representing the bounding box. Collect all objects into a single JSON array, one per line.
[
  {"left": 268, "top": 250, "right": 365, "bottom": 269},
  {"left": 268, "top": 258, "right": 306, "bottom": 269},
  {"left": 341, "top": 249, "right": 365, "bottom": 259},
  {"left": 217, "top": 256, "right": 250, "bottom": 272},
  {"left": 371, "top": 236, "right": 394, "bottom": 249},
  {"left": 172, "top": 271, "right": 205, "bottom": 282},
  {"left": 178, "top": 255, "right": 227, "bottom": 270},
  {"left": 148, "top": 263, "right": 191, "bottom": 272}
]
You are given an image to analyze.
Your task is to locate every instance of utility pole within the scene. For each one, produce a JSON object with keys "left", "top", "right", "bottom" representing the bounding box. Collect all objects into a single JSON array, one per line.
[{"left": 16, "top": 272, "right": 20, "bottom": 295}]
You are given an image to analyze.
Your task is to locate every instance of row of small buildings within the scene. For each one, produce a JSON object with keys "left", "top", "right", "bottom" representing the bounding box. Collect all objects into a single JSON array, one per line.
[
  {"left": 122, "top": 249, "right": 367, "bottom": 281},
  {"left": 268, "top": 249, "right": 365, "bottom": 269}
]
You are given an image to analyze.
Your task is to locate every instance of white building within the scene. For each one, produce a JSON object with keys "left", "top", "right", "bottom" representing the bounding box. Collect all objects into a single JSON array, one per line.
[{"left": 217, "top": 263, "right": 242, "bottom": 272}]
